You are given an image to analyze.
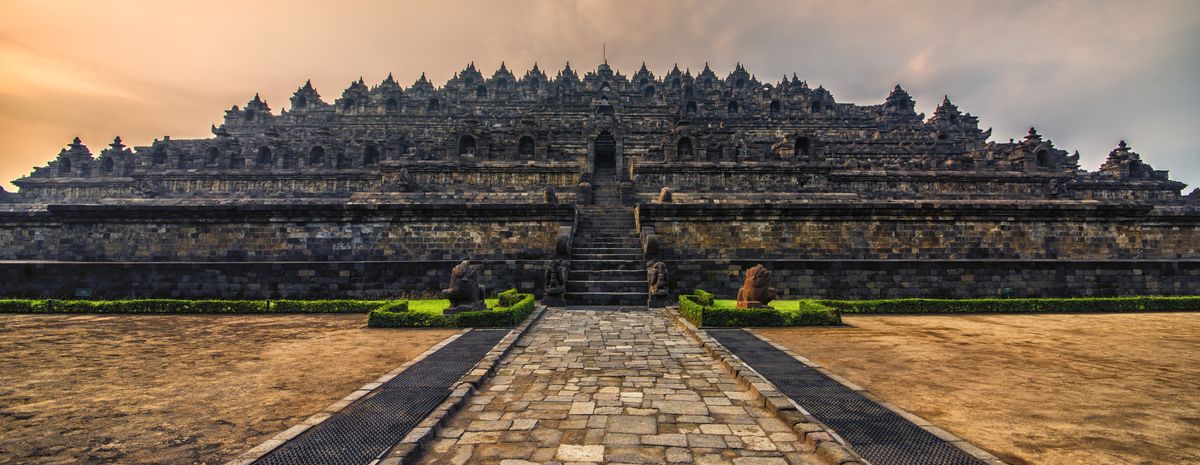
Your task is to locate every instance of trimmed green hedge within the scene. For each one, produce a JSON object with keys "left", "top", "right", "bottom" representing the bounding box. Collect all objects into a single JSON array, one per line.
[
  {"left": 367, "top": 292, "right": 536, "bottom": 328},
  {"left": 818, "top": 296, "right": 1200, "bottom": 314},
  {"left": 0, "top": 299, "right": 400, "bottom": 314},
  {"left": 679, "top": 291, "right": 842, "bottom": 327},
  {"left": 497, "top": 288, "right": 522, "bottom": 307},
  {"left": 0, "top": 299, "right": 271, "bottom": 313},
  {"left": 269, "top": 300, "right": 391, "bottom": 313}
]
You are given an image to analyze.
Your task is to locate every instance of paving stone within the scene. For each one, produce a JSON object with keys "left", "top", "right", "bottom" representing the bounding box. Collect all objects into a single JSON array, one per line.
[
  {"left": 666, "top": 446, "right": 694, "bottom": 463},
  {"left": 609, "top": 415, "right": 658, "bottom": 435},
  {"left": 415, "top": 308, "right": 820, "bottom": 465},
  {"left": 731, "top": 457, "right": 790, "bottom": 465},
  {"left": 642, "top": 433, "right": 688, "bottom": 447},
  {"left": 555, "top": 444, "right": 605, "bottom": 462},
  {"left": 604, "top": 445, "right": 667, "bottom": 464},
  {"left": 510, "top": 419, "right": 538, "bottom": 430},
  {"left": 569, "top": 401, "right": 596, "bottom": 415}
]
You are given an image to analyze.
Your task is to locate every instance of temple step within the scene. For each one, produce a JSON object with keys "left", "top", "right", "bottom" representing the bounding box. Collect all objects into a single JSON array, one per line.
[
  {"left": 564, "top": 292, "right": 648, "bottom": 306},
  {"left": 567, "top": 260, "right": 644, "bottom": 271},
  {"left": 569, "top": 270, "right": 645, "bottom": 281},
  {"left": 567, "top": 280, "right": 646, "bottom": 293}
]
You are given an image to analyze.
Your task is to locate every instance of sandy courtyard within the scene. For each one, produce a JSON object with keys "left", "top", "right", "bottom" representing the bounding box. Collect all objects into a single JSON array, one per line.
[
  {"left": 758, "top": 312, "right": 1200, "bottom": 465},
  {"left": 0, "top": 314, "right": 456, "bottom": 465}
]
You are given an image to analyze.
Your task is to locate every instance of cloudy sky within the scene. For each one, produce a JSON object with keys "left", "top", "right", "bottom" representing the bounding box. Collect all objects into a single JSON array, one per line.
[{"left": 1, "top": 0, "right": 1197, "bottom": 191}]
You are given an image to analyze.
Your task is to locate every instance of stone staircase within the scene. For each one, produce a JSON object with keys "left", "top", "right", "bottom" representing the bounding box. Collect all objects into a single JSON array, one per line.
[{"left": 566, "top": 170, "right": 647, "bottom": 306}]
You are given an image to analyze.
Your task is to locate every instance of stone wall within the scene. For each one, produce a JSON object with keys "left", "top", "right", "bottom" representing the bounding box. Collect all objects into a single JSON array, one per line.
[
  {"left": 638, "top": 203, "right": 1200, "bottom": 261},
  {"left": 0, "top": 260, "right": 547, "bottom": 299},
  {"left": 664, "top": 259, "right": 1200, "bottom": 299},
  {"left": 0, "top": 203, "right": 573, "bottom": 262}
]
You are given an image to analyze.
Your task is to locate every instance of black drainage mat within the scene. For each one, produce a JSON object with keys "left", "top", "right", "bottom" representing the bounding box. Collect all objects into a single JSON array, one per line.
[
  {"left": 254, "top": 329, "right": 508, "bottom": 465},
  {"left": 708, "top": 329, "right": 987, "bottom": 465}
]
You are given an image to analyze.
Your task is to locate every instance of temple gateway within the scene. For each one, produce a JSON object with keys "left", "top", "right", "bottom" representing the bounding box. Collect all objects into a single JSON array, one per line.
[{"left": 2, "top": 61, "right": 1197, "bottom": 302}]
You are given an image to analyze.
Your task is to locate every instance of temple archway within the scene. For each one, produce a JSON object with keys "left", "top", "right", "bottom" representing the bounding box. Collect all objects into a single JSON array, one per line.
[
  {"left": 151, "top": 147, "right": 167, "bottom": 165},
  {"left": 594, "top": 131, "right": 616, "bottom": 172},
  {"left": 518, "top": 136, "right": 535, "bottom": 157},
  {"left": 1036, "top": 149, "right": 1052, "bottom": 168},
  {"left": 309, "top": 146, "right": 326, "bottom": 166},
  {"left": 796, "top": 137, "right": 812, "bottom": 158},
  {"left": 677, "top": 137, "right": 694, "bottom": 159},
  {"left": 458, "top": 135, "right": 477, "bottom": 156},
  {"left": 256, "top": 146, "right": 272, "bottom": 166},
  {"left": 207, "top": 147, "right": 221, "bottom": 166}
]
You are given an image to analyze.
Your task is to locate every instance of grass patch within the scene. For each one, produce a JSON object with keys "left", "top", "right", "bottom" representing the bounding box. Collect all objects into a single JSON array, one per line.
[{"left": 405, "top": 299, "right": 500, "bottom": 315}]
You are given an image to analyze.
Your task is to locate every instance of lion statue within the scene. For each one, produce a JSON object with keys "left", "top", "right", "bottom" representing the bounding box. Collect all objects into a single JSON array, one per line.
[
  {"left": 442, "top": 260, "right": 487, "bottom": 314},
  {"left": 736, "top": 264, "right": 776, "bottom": 309}
]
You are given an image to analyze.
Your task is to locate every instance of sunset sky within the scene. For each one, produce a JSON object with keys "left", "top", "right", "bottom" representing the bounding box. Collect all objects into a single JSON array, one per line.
[{"left": 1, "top": 0, "right": 1197, "bottom": 191}]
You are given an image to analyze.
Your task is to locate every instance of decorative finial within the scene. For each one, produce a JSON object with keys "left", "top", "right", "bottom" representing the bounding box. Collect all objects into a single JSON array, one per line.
[
  {"left": 72, "top": 136, "right": 82, "bottom": 145},
  {"left": 1118, "top": 140, "right": 1128, "bottom": 150}
]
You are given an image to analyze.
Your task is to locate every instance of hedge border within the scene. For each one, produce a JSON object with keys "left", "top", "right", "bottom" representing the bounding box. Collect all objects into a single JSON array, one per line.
[
  {"left": 680, "top": 291, "right": 842, "bottom": 327},
  {"left": 0, "top": 299, "right": 397, "bottom": 314},
  {"left": 367, "top": 292, "right": 536, "bottom": 328},
  {"left": 818, "top": 296, "right": 1200, "bottom": 314}
]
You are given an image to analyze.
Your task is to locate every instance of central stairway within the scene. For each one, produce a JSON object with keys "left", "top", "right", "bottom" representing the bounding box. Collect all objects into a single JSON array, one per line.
[{"left": 566, "top": 169, "right": 647, "bottom": 306}]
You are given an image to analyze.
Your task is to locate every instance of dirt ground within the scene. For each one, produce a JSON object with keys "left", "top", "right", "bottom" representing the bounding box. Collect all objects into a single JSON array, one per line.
[
  {"left": 758, "top": 312, "right": 1200, "bottom": 465},
  {"left": 0, "top": 314, "right": 456, "bottom": 465}
]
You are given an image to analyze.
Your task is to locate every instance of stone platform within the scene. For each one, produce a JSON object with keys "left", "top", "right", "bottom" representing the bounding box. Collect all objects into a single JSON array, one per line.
[{"left": 414, "top": 307, "right": 826, "bottom": 465}]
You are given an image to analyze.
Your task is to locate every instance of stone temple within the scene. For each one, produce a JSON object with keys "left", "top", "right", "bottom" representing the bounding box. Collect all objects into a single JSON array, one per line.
[{"left": 1, "top": 61, "right": 1197, "bottom": 302}]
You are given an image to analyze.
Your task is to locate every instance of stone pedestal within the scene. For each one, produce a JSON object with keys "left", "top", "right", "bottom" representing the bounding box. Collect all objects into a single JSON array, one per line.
[{"left": 443, "top": 301, "right": 487, "bottom": 315}]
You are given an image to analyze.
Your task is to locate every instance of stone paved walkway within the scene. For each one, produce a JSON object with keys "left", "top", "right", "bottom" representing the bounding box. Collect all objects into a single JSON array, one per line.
[{"left": 417, "top": 307, "right": 823, "bottom": 465}]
